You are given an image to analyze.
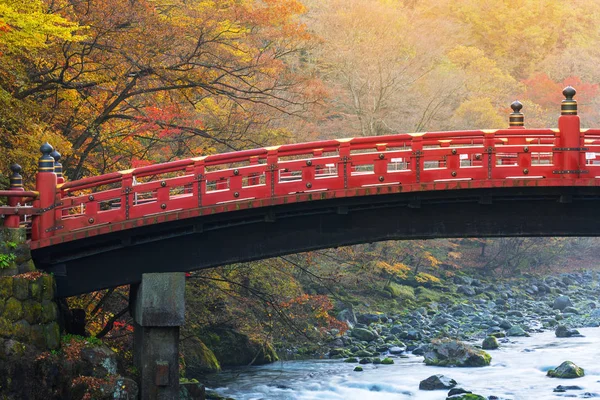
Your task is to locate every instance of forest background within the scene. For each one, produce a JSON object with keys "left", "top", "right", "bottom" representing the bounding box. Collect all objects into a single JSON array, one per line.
[{"left": 2, "top": 0, "right": 600, "bottom": 372}]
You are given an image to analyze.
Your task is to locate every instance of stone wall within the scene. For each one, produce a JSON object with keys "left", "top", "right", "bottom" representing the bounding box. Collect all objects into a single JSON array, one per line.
[{"left": 0, "top": 227, "right": 60, "bottom": 350}]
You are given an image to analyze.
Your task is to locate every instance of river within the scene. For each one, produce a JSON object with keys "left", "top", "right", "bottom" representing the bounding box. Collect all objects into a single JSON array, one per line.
[{"left": 204, "top": 327, "right": 600, "bottom": 400}]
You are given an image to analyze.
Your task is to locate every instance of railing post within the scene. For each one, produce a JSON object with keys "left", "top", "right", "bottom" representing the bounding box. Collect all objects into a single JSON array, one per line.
[
  {"left": 411, "top": 136, "right": 423, "bottom": 183},
  {"left": 5, "top": 164, "right": 24, "bottom": 228},
  {"left": 31, "top": 143, "right": 58, "bottom": 240},
  {"left": 484, "top": 132, "right": 495, "bottom": 179},
  {"left": 557, "top": 86, "right": 581, "bottom": 178}
]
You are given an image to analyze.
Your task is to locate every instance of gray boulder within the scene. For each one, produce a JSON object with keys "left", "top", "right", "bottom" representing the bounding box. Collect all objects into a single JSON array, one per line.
[
  {"left": 351, "top": 328, "right": 377, "bottom": 342},
  {"left": 423, "top": 339, "right": 491, "bottom": 367},
  {"left": 419, "top": 374, "right": 457, "bottom": 390},
  {"left": 553, "top": 296, "right": 573, "bottom": 311},
  {"left": 555, "top": 325, "right": 584, "bottom": 338}
]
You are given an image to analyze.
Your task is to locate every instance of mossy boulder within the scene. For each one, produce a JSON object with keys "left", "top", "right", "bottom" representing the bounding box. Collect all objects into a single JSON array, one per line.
[
  {"left": 40, "top": 274, "right": 55, "bottom": 300},
  {"left": 44, "top": 322, "right": 60, "bottom": 350},
  {"left": 14, "top": 320, "right": 31, "bottom": 341},
  {"left": 202, "top": 328, "right": 278, "bottom": 367},
  {"left": 354, "top": 366, "right": 363, "bottom": 372},
  {"left": 12, "top": 278, "right": 29, "bottom": 300},
  {"left": 446, "top": 394, "right": 486, "bottom": 400},
  {"left": 381, "top": 357, "right": 394, "bottom": 364},
  {"left": 0, "top": 316, "right": 15, "bottom": 337},
  {"left": 351, "top": 327, "right": 377, "bottom": 342},
  {"left": 41, "top": 300, "right": 58, "bottom": 323},
  {"left": 29, "top": 281, "right": 42, "bottom": 301},
  {"left": 3, "top": 297, "right": 23, "bottom": 321},
  {"left": 547, "top": 361, "right": 584, "bottom": 379},
  {"left": 23, "top": 300, "right": 42, "bottom": 325},
  {"left": 182, "top": 336, "right": 221, "bottom": 376},
  {"left": 0, "top": 277, "right": 12, "bottom": 298},
  {"left": 343, "top": 357, "right": 358, "bottom": 363},
  {"left": 482, "top": 336, "right": 499, "bottom": 350},
  {"left": 424, "top": 339, "right": 491, "bottom": 367}
]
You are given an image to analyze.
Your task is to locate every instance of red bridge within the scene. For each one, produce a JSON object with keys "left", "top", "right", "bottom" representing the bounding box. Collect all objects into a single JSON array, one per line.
[{"left": 3, "top": 87, "right": 600, "bottom": 297}]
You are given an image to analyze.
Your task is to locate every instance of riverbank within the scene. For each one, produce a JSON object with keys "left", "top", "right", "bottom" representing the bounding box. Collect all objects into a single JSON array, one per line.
[
  {"left": 203, "top": 270, "right": 600, "bottom": 399},
  {"left": 206, "top": 327, "right": 600, "bottom": 399}
]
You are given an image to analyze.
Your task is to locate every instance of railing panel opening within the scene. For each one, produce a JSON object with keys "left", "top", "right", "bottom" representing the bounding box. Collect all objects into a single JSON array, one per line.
[
  {"left": 496, "top": 153, "right": 519, "bottom": 166},
  {"left": 424, "top": 158, "right": 446, "bottom": 170},
  {"left": 388, "top": 158, "right": 409, "bottom": 172},
  {"left": 279, "top": 169, "right": 302, "bottom": 183},
  {"left": 351, "top": 164, "right": 374, "bottom": 175},
  {"left": 242, "top": 174, "right": 266, "bottom": 187},
  {"left": 531, "top": 152, "right": 553, "bottom": 165},
  {"left": 315, "top": 164, "right": 338, "bottom": 178},
  {"left": 133, "top": 190, "right": 158, "bottom": 205},
  {"left": 169, "top": 185, "right": 193, "bottom": 198},
  {"left": 206, "top": 178, "right": 230, "bottom": 192},
  {"left": 99, "top": 198, "right": 121, "bottom": 211}
]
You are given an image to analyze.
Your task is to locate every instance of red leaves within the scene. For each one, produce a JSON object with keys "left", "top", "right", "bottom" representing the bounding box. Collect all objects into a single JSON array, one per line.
[{"left": 523, "top": 73, "right": 599, "bottom": 108}]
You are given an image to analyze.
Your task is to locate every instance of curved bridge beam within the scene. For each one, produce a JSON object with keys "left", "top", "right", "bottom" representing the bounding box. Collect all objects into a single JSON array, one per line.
[{"left": 32, "top": 186, "right": 600, "bottom": 297}]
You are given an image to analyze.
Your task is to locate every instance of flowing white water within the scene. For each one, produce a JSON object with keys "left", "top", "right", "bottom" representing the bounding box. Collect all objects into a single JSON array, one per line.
[{"left": 206, "top": 327, "right": 600, "bottom": 400}]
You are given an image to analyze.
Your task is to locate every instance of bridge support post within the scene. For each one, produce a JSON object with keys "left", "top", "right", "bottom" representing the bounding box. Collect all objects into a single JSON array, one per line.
[{"left": 131, "top": 272, "right": 186, "bottom": 400}]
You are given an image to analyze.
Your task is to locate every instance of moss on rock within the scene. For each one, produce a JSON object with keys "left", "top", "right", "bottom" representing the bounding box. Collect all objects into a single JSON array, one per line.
[
  {"left": 202, "top": 328, "right": 279, "bottom": 367},
  {"left": 23, "top": 300, "right": 42, "bottom": 325},
  {"left": 44, "top": 322, "right": 60, "bottom": 350},
  {"left": 547, "top": 361, "right": 585, "bottom": 379},
  {"left": 424, "top": 339, "right": 491, "bottom": 367},
  {"left": 13, "top": 277, "right": 29, "bottom": 300},
  {"left": 384, "top": 283, "right": 415, "bottom": 302},
  {"left": 0, "top": 316, "right": 15, "bottom": 337},
  {"left": 29, "top": 281, "right": 42, "bottom": 301},
  {"left": 41, "top": 274, "right": 55, "bottom": 300},
  {"left": 181, "top": 336, "right": 221, "bottom": 376},
  {"left": 0, "top": 277, "right": 12, "bottom": 298},
  {"left": 3, "top": 297, "right": 23, "bottom": 321},
  {"left": 41, "top": 300, "right": 58, "bottom": 323}
]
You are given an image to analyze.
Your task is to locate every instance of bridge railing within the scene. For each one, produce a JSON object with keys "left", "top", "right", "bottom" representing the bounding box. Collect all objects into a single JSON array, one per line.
[{"left": 4, "top": 87, "right": 600, "bottom": 247}]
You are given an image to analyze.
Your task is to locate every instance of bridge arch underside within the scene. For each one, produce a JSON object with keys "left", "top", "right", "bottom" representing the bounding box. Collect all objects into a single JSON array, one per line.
[{"left": 32, "top": 186, "right": 600, "bottom": 297}]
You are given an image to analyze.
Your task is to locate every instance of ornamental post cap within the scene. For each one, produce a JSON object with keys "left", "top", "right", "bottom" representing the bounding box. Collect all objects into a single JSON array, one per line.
[
  {"left": 40, "top": 142, "right": 54, "bottom": 156},
  {"left": 563, "top": 86, "right": 576, "bottom": 100},
  {"left": 509, "top": 100, "right": 524, "bottom": 127},
  {"left": 9, "top": 163, "right": 22, "bottom": 175},
  {"left": 510, "top": 100, "right": 523, "bottom": 113},
  {"left": 50, "top": 149, "right": 61, "bottom": 162}
]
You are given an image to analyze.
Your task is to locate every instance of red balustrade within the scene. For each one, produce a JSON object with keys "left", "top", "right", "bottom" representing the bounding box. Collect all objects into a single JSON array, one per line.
[{"left": 1, "top": 87, "right": 599, "bottom": 249}]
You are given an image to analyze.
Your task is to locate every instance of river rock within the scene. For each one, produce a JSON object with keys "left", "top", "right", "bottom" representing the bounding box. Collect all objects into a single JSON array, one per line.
[
  {"left": 553, "top": 296, "right": 573, "bottom": 311},
  {"left": 351, "top": 327, "right": 377, "bottom": 341},
  {"left": 482, "top": 336, "right": 499, "bottom": 350},
  {"left": 423, "top": 339, "right": 491, "bottom": 367},
  {"left": 389, "top": 345, "right": 405, "bottom": 354},
  {"left": 506, "top": 326, "right": 529, "bottom": 337},
  {"left": 419, "top": 374, "right": 457, "bottom": 390},
  {"left": 457, "top": 286, "right": 476, "bottom": 296},
  {"left": 555, "top": 325, "right": 584, "bottom": 338},
  {"left": 337, "top": 309, "right": 357, "bottom": 326},
  {"left": 553, "top": 385, "right": 583, "bottom": 392},
  {"left": 547, "top": 361, "right": 585, "bottom": 379},
  {"left": 446, "top": 394, "right": 486, "bottom": 400},
  {"left": 80, "top": 345, "right": 118, "bottom": 378},
  {"left": 357, "top": 313, "right": 382, "bottom": 325}
]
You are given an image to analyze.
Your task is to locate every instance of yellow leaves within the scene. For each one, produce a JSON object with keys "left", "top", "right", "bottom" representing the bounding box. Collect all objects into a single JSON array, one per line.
[
  {"left": 0, "top": 0, "right": 84, "bottom": 53},
  {"left": 453, "top": 97, "right": 505, "bottom": 129},
  {"left": 414, "top": 272, "right": 440, "bottom": 284},
  {"left": 376, "top": 260, "right": 410, "bottom": 279}
]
